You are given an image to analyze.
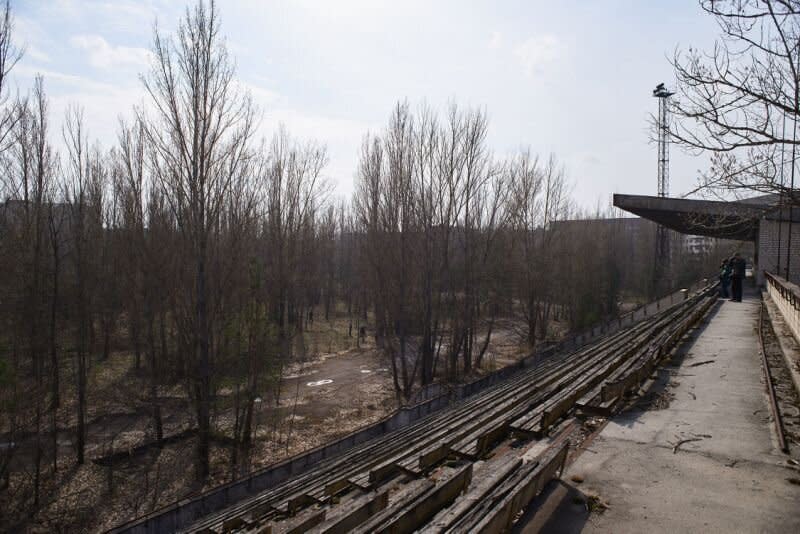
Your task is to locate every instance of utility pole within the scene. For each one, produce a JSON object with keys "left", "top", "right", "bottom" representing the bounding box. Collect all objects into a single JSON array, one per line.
[
  {"left": 653, "top": 83, "right": 674, "bottom": 295},
  {"left": 786, "top": 104, "right": 797, "bottom": 282}
]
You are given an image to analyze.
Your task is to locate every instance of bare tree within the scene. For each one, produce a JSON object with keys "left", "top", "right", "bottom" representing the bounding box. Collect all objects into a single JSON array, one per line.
[
  {"left": 6, "top": 76, "right": 53, "bottom": 504},
  {"left": 62, "top": 105, "right": 104, "bottom": 466},
  {"left": 115, "top": 117, "right": 168, "bottom": 442},
  {"left": 671, "top": 0, "right": 800, "bottom": 204},
  {"left": 263, "top": 128, "right": 328, "bottom": 332},
  {"left": 0, "top": 0, "right": 22, "bottom": 152},
  {"left": 356, "top": 102, "right": 514, "bottom": 395},
  {"left": 140, "top": 0, "right": 257, "bottom": 479},
  {"left": 508, "top": 152, "right": 567, "bottom": 346}
]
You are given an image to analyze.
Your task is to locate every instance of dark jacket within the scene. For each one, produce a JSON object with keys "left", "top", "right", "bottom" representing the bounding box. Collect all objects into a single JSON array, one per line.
[{"left": 730, "top": 257, "right": 746, "bottom": 279}]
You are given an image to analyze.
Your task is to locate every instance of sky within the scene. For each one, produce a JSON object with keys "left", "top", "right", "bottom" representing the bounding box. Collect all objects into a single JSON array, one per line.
[{"left": 11, "top": 0, "right": 721, "bottom": 209}]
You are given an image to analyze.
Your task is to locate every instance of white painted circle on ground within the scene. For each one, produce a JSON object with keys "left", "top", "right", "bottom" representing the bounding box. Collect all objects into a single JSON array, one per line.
[{"left": 306, "top": 379, "right": 333, "bottom": 387}]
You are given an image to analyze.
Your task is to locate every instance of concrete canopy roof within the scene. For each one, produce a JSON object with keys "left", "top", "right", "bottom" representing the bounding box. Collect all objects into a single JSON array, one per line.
[{"left": 612, "top": 194, "right": 773, "bottom": 241}]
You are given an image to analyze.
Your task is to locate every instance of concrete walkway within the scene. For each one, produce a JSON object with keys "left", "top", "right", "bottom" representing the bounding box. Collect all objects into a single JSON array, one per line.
[{"left": 533, "top": 288, "right": 800, "bottom": 533}]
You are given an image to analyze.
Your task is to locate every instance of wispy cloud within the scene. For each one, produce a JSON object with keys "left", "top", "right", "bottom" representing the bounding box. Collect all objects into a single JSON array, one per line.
[
  {"left": 9, "top": 0, "right": 717, "bottom": 205},
  {"left": 43, "top": 0, "right": 164, "bottom": 33},
  {"left": 241, "top": 80, "right": 285, "bottom": 108},
  {"left": 70, "top": 34, "right": 152, "bottom": 69},
  {"left": 488, "top": 31, "right": 503, "bottom": 50},
  {"left": 514, "top": 34, "right": 558, "bottom": 77},
  {"left": 14, "top": 64, "right": 144, "bottom": 144},
  {"left": 25, "top": 44, "right": 51, "bottom": 63},
  {"left": 257, "top": 101, "right": 376, "bottom": 186}
]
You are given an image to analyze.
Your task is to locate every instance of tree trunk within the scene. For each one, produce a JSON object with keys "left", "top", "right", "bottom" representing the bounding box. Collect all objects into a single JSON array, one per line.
[
  {"left": 76, "top": 237, "right": 88, "bottom": 465},
  {"left": 76, "top": 348, "right": 86, "bottom": 465},
  {"left": 475, "top": 317, "right": 494, "bottom": 369},
  {"left": 49, "top": 236, "right": 59, "bottom": 473},
  {"left": 147, "top": 313, "right": 163, "bottom": 443},
  {"left": 195, "top": 248, "right": 211, "bottom": 480},
  {"left": 102, "top": 315, "right": 112, "bottom": 361},
  {"left": 131, "top": 316, "right": 141, "bottom": 371}
]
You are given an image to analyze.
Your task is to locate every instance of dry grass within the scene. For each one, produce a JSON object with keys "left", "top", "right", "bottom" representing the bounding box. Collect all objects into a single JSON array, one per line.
[{"left": 4, "top": 305, "right": 536, "bottom": 533}]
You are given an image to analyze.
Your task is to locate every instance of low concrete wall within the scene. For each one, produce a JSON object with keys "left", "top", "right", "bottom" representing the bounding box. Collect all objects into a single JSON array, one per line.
[
  {"left": 112, "top": 393, "right": 453, "bottom": 534},
  {"left": 766, "top": 271, "right": 800, "bottom": 345}
]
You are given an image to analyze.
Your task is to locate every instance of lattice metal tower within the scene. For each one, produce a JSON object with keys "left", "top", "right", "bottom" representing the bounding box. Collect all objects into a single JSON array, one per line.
[
  {"left": 653, "top": 83, "right": 674, "bottom": 197},
  {"left": 653, "top": 83, "right": 674, "bottom": 293}
]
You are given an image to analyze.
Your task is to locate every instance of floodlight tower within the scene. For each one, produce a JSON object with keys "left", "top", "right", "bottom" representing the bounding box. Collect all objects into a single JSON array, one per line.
[
  {"left": 653, "top": 83, "right": 674, "bottom": 198},
  {"left": 653, "top": 82, "right": 675, "bottom": 293}
]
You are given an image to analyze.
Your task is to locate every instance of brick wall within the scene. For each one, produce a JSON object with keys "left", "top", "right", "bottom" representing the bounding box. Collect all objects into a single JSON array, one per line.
[{"left": 757, "top": 219, "right": 800, "bottom": 285}]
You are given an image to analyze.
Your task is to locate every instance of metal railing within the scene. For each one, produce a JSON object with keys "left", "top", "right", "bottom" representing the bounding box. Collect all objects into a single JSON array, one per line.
[{"left": 765, "top": 271, "right": 800, "bottom": 345}]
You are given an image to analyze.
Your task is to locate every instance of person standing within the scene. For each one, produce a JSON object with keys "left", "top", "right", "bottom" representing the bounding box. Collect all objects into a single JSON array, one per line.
[
  {"left": 719, "top": 259, "right": 732, "bottom": 298},
  {"left": 729, "top": 253, "right": 746, "bottom": 302}
]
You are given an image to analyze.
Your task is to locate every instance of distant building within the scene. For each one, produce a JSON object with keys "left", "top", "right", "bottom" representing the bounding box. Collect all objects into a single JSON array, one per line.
[
  {"left": 682, "top": 234, "right": 715, "bottom": 256},
  {"left": 614, "top": 193, "right": 800, "bottom": 285},
  {"left": 554, "top": 216, "right": 721, "bottom": 259}
]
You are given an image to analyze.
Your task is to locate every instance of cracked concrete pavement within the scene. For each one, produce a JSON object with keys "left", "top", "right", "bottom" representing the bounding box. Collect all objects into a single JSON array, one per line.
[{"left": 529, "top": 288, "right": 800, "bottom": 533}]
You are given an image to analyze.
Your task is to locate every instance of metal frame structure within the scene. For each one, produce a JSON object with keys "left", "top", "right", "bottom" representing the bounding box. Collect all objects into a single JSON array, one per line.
[
  {"left": 653, "top": 83, "right": 675, "bottom": 293},
  {"left": 653, "top": 83, "right": 674, "bottom": 198}
]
